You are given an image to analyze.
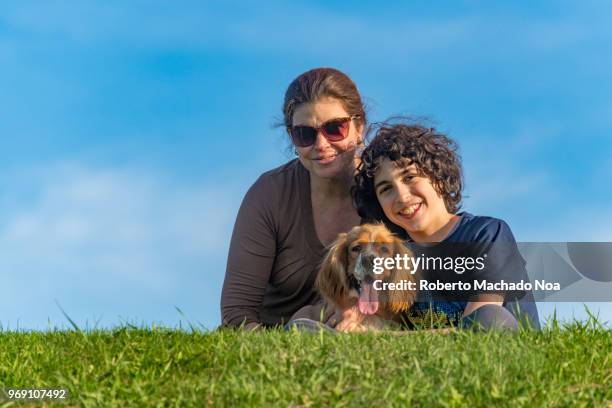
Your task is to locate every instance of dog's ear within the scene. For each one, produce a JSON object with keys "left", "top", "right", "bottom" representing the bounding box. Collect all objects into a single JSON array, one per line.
[
  {"left": 315, "top": 233, "right": 351, "bottom": 308},
  {"left": 387, "top": 239, "right": 418, "bottom": 313}
]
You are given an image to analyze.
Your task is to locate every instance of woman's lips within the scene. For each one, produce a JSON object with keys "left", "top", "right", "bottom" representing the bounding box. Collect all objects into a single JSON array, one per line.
[{"left": 312, "top": 154, "right": 338, "bottom": 164}]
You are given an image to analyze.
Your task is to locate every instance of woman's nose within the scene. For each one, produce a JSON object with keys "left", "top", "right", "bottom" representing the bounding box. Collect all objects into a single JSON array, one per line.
[{"left": 312, "top": 132, "right": 330, "bottom": 150}]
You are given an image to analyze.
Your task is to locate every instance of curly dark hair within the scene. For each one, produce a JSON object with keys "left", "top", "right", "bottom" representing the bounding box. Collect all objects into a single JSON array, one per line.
[{"left": 353, "top": 121, "right": 463, "bottom": 236}]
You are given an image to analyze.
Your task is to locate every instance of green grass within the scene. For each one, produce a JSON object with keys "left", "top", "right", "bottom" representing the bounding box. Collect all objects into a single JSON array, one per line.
[{"left": 0, "top": 321, "right": 610, "bottom": 407}]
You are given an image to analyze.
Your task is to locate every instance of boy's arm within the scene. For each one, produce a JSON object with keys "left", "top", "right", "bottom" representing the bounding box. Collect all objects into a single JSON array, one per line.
[{"left": 462, "top": 293, "right": 504, "bottom": 318}]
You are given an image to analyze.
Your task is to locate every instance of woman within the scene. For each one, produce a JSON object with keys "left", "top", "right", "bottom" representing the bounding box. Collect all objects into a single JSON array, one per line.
[{"left": 221, "top": 68, "right": 366, "bottom": 329}]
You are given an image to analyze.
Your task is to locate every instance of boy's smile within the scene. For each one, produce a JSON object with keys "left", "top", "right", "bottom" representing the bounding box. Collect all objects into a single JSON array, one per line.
[
  {"left": 399, "top": 202, "right": 422, "bottom": 219},
  {"left": 374, "top": 159, "right": 458, "bottom": 242}
]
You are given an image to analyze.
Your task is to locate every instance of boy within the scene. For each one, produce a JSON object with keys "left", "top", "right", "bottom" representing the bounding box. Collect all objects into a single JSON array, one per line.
[{"left": 352, "top": 122, "right": 540, "bottom": 330}]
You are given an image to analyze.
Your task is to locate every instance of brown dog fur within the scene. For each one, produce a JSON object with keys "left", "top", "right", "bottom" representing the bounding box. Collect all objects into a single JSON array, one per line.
[{"left": 315, "top": 223, "right": 418, "bottom": 332}]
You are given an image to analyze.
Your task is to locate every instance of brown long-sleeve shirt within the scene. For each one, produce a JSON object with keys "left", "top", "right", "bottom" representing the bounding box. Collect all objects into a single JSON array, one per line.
[{"left": 221, "top": 159, "right": 327, "bottom": 327}]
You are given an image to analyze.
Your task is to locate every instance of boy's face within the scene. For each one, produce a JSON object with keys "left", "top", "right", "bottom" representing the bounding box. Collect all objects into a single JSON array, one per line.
[{"left": 374, "top": 159, "right": 452, "bottom": 242}]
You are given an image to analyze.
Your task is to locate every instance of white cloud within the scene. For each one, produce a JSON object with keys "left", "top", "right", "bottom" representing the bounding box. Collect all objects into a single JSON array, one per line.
[
  {"left": 464, "top": 169, "right": 551, "bottom": 210},
  {"left": 533, "top": 207, "right": 612, "bottom": 242},
  {"left": 0, "top": 162, "right": 238, "bottom": 328},
  {"left": 458, "top": 115, "right": 612, "bottom": 241},
  {"left": 4, "top": 1, "right": 604, "bottom": 58}
]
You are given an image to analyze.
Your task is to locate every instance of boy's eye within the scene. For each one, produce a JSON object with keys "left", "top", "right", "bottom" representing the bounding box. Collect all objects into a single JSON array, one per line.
[
  {"left": 377, "top": 185, "right": 391, "bottom": 195},
  {"left": 402, "top": 174, "right": 417, "bottom": 184}
]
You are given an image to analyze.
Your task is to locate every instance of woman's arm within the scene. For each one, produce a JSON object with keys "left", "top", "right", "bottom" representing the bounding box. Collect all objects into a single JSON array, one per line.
[{"left": 220, "top": 177, "right": 277, "bottom": 329}]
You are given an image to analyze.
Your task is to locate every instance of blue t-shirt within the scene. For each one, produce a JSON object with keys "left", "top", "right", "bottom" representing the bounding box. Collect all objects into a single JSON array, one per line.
[{"left": 403, "top": 212, "right": 537, "bottom": 327}]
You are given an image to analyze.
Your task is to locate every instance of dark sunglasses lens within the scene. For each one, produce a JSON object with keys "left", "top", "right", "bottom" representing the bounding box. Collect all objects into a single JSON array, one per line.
[
  {"left": 290, "top": 126, "right": 317, "bottom": 147},
  {"left": 322, "top": 119, "right": 350, "bottom": 141}
]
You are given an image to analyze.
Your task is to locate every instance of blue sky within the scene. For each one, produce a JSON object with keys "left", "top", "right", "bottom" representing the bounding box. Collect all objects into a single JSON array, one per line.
[{"left": 1, "top": 1, "right": 611, "bottom": 330}]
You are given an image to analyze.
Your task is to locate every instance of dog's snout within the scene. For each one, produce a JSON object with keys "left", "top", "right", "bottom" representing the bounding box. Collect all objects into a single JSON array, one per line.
[
  {"left": 360, "top": 253, "right": 375, "bottom": 268},
  {"left": 355, "top": 253, "right": 380, "bottom": 282}
]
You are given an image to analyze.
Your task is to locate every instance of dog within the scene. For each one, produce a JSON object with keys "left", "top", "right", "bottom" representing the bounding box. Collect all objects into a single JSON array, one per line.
[{"left": 315, "top": 223, "right": 418, "bottom": 332}]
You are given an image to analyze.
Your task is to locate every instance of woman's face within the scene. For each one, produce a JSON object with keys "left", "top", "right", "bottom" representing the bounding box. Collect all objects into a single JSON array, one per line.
[
  {"left": 374, "top": 159, "right": 451, "bottom": 241},
  {"left": 291, "top": 97, "right": 363, "bottom": 180}
]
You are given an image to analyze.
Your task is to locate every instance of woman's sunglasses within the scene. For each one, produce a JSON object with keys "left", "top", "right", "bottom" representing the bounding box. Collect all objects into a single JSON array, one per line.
[{"left": 288, "top": 115, "right": 359, "bottom": 147}]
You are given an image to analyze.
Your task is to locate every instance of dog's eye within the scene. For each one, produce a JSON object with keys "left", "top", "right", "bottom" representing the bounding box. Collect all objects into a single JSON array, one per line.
[
  {"left": 379, "top": 245, "right": 390, "bottom": 254},
  {"left": 351, "top": 245, "right": 362, "bottom": 253}
]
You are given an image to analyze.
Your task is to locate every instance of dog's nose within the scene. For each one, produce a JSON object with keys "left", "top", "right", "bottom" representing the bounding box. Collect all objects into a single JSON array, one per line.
[
  {"left": 353, "top": 253, "right": 375, "bottom": 281},
  {"left": 361, "top": 254, "right": 375, "bottom": 272},
  {"left": 360, "top": 253, "right": 375, "bottom": 270}
]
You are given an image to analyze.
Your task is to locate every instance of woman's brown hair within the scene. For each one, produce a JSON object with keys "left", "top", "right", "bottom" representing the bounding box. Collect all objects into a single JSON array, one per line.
[{"left": 282, "top": 67, "right": 366, "bottom": 129}]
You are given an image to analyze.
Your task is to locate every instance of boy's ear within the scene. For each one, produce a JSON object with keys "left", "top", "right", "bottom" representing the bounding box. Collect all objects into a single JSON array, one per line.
[
  {"left": 431, "top": 180, "right": 445, "bottom": 198},
  {"left": 431, "top": 181, "right": 452, "bottom": 210}
]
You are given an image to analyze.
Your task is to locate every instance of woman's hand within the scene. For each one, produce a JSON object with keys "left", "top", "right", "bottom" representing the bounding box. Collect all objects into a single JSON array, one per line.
[{"left": 335, "top": 306, "right": 367, "bottom": 332}]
